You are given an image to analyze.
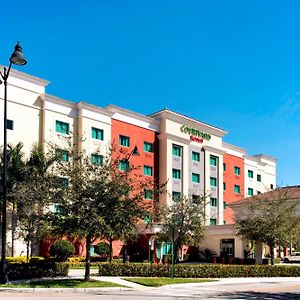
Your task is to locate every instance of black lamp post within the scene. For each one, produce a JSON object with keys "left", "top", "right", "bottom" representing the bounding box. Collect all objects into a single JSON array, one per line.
[{"left": 0, "top": 42, "right": 27, "bottom": 283}]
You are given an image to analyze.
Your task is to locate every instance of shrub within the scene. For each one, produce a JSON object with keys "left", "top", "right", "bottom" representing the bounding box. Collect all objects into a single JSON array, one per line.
[
  {"left": 98, "top": 263, "right": 300, "bottom": 278},
  {"left": 50, "top": 240, "right": 75, "bottom": 261},
  {"left": 7, "top": 262, "right": 69, "bottom": 281},
  {"left": 94, "top": 242, "right": 110, "bottom": 256},
  {"left": 199, "top": 248, "right": 217, "bottom": 262}
]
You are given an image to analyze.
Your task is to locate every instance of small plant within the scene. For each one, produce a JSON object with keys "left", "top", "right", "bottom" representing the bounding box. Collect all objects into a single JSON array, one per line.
[
  {"left": 199, "top": 248, "right": 217, "bottom": 261},
  {"left": 49, "top": 240, "right": 75, "bottom": 261},
  {"left": 93, "top": 242, "right": 110, "bottom": 261}
]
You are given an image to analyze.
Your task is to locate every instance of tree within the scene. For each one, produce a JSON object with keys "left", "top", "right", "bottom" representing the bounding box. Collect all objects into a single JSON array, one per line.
[
  {"left": 158, "top": 194, "right": 207, "bottom": 262},
  {"left": 235, "top": 188, "right": 300, "bottom": 265}
]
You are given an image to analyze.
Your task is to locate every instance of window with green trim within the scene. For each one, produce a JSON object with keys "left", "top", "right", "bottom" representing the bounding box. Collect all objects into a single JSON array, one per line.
[
  {"left": 119, "top": 135, "right": 130, "bottom": 147},
  {"left": 143, "top": 165, "right": 153, "bottom": 176},
  {"left": 172, "top": 145, "right": 181, "bottom": 157},
  {"left": 91, "top": 154, "right": 103, "bottom": 166},
  {"left": 55, "top": 120, "right": 69, "bottom": 134},
  {"left": 223, "top": 182, "right": 226, "bottom": 190},
  {"left": 172, "top": 169, "right": 181, "bottom": 179},
  {"left": 234, "top": 166, "right": 240, "bottom": 175},
  {"left": 172, "top": 191, "right": 181, "bottom": 201},
  {"left": 91, "top": 127, "right": 104, "bottom": 140},
  {"left": 248, "top": 170, "right": 254, "bottom": 178},
  {"left": 223, "top": 220, "right": 226, "bottom": 225},
  {"left": 59, "top": 177, "right": 69, "bottom": 189},
  {"left": 56, "top": 149, "right": 69, "bottom": 162},
  {"left": 119, "top": 159, "right": 129, "bottom": 171},
  {"left": 210, "top": 218, "right": 217, "bottom": 226},
  {"left": 54, "top": 204, "right": 64, "bottom": 215},
  {"left": 192, "top": 151, "right": 200, "bottom": 162},
  {"left": 144, "top": 216, "right": 152, "bottom": 224},
  {"left": 248, "top": 188, "right": 254, "bottom": 196},
  {"left": 234, "top": 185, "right": 240, "bottom": 194},
  {"left": 210, "top": 197, "right": 217, "bottom": 207},
  {"left": 192, "top": 173, "right": 200, "bottom": 183},
  {"left": 144, "top": 189, "right": 153, "bottom": 200},
  {"left": 257, "top": 174, "right": 262, "bottom": 182},
  {"left": 210, "top": 155, "right": 217, "bottom": 166},
  {"left": 223, "top": 201, "right": 227, "bottom": 209},
  {"left": 223, "top": 163, "right": 226, "bottom": 171},
  {"left": 210, "top": 177, "right": 217, "bottom": 187},
  {"left": 144, "top": 142, "right": 153, "bottom": 153}
]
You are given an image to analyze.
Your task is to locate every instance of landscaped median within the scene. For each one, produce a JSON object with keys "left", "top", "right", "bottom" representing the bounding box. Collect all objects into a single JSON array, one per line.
[{"left": 98, "top": 263, "right": 300, "bottom": 278}]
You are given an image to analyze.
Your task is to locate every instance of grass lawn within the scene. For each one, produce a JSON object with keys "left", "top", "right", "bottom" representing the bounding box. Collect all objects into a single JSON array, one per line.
[
  {"left": 123, "top": 277, "right": 215, "bottom": 287},
  {"left": 0, "top": 279, "right": 123, "bottom": 288}
]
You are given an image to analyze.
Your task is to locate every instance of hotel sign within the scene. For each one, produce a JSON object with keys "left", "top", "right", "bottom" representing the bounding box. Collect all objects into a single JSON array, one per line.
[{"left": 180, "top": 125, "right": 211, "bottom": 143}]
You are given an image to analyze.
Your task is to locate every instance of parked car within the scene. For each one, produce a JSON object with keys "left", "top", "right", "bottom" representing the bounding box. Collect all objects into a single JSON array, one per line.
[{"left": 283, "top": 252, "right": 300, "bottom": 263}]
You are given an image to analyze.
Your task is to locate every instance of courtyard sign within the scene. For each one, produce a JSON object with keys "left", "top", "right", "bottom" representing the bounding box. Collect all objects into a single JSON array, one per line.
[{"left": 180, "top": 125, "right": 211, "bottom": 143}]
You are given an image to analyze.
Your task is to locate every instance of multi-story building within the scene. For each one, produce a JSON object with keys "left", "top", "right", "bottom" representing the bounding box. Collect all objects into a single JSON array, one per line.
[{"left": 0, "top": 67, "right": 276, "bottom": 258}]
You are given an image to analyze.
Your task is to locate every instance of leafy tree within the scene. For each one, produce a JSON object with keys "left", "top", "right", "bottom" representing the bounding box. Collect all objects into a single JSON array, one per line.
[
  {"left": 158, "top": 194, "right": 207, "bottom": 262},
  {"left": 235, "top": 188, "right": 300, "bottom": 265}
]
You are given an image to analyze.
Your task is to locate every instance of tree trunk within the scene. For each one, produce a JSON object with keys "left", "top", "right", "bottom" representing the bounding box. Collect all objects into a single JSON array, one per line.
[
  {"left": 11, "top": 201, "right": 16, "bottom": 257},
  {"left": 84, "top": 234, "right": 92, "bottom": 281},
  {"left": 270, "top": 246, "right": 275, "bottom": 265},
  {"left": 109, "top": 238, "right": 113, "bottom": 264},
  {"left": 26, "top": 240, "right": 30, "bottom": 263}
]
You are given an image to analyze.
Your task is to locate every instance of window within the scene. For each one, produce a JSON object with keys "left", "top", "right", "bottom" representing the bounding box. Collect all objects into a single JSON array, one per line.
[
  {"left": 119, "top": 159, "right": 129, "bottom": 171},
  {"left": 7, "top": 119, "right": 13, "bottom": 130},
  {"left": 59, "top": 177, "right": 69, "bottom": 189},
  {"left": 192, "top": 151, "right": 200, "bottom": 162},
  {"left": 144, "top": 142, "right": 153, "bottom": 153},
  {"left": 223, "top": 221, "right": 226, "bottom": 225},
  {"left": 54, "top": 204, "right": 64, "bottom": 215},
  {"left": 119, "top": 135, "right": 130, "bottom": 147},
  {"left": 223, "top": 182, "right": 226, "bottom": 190},
  {"left": 210, "top": 177, "right": 217, "bottom": 187},
  {"left": 248, "top": 170, "right": 254, "bottom": 178},
  {"left": 210, "top": 197, "right": 217, "bottom": 207},
  {"left": 144, "top": 216, "right": 152, "bottom": 224},
  {"left": 223, "top": 201, "right": 227, "bottom": 209},
  {"left": 144, "top": 165, "right": 153, "bottom": 176},
  {"left": 172, "top": 191, "right": 181, "bottom": 201},
  {"left": 192, "top": 194, "right": 200, "bottom": 203},
  {"left": 257, "top": 174, "right": 261, "bottom": 182},
  {"left": 91, "top": 127, "right": 104, "bottom": 140},
  {"left": 223, "top": 163, "right": 226, "bottom": 171},
  {"left": 172, "top": 145, "right": 181, "bottom": 157},
  {"left": 210, "top": 155, "right": 217, "bottom": 166},
  {"left": 91, "top": 154, "right": 103, "bottom": 166},
  {"left": 210, "top": 218, "right": 217, "bottom": 226},
  {"left": 144, "top": 190, "right": 153, "bottom": 200},
  {"left": 192, "top": 173, "right": 200, "bottom": 183},
  {"left": 248, "top": 188, "right": 254, "bottom": 196},
  {"left": 234, "top": 166, "right": 240, "bottom": 175},
  {"left": 56, "top": 149, "right": 69, "bottom": 162},
  {"left": 172, "top": 169, "right": 181, "bottom": 179},
  {"left": 56, "top": 120, "right": 69, "bottom": 134},
  {"left": 234, "top": 185, "right": 240, "bottom": 194}
]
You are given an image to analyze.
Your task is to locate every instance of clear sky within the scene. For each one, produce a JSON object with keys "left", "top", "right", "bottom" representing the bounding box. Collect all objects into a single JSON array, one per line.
[{"left": 1, "top": 0, "right": 300, "bottom": 186}]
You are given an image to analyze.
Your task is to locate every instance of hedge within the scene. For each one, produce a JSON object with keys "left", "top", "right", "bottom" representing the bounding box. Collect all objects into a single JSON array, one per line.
[
  {"left": 98, "top": 263, "right": 300, "bottom": 278},
  {"left": 7, "top": 262, "right": 69, "bottom": 281}
]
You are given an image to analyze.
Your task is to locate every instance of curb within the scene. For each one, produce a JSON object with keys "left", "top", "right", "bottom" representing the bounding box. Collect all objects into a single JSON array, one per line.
[{"left": 0, "top": 287, "right": 133, "bottom": 293}]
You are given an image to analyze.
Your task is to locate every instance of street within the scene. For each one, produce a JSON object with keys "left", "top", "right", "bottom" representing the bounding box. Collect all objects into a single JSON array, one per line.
[{"left": 1, "top": 278, "right": 300, "bottom": 299}]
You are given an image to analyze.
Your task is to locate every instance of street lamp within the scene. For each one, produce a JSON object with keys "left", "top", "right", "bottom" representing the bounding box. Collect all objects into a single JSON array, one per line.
[{"left": 0, "top": 42, "right": 27, "bottom": 283}]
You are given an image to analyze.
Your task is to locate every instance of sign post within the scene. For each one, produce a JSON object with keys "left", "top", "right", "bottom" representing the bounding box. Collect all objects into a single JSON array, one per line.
[{"left": 167, "top": 226, "right": 179, "bottom": 279}]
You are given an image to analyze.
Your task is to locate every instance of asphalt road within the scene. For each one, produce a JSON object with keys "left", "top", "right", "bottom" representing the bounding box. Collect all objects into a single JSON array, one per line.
[{"left": 1, "top": 278, "right": 300, "bottom": 299}]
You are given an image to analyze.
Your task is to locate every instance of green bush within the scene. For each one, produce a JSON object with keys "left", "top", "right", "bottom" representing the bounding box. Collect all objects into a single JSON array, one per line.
[
  {"left": 7, "top": 262, "right": 69, "bottom": 281},
  {"left": 98, "top": 263, "right": 300, "bottom": 278},
  {"left": 50, "top": 240, "right": 75, "bottom": 261},
  {"left": 94, "top": 242, "right": 110, "bottom": 256}
]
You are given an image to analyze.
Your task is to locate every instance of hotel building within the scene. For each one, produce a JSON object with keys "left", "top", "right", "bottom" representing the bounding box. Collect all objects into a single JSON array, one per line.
[{"left": 0, "top": 67, "right": 276, "bottom": 258}]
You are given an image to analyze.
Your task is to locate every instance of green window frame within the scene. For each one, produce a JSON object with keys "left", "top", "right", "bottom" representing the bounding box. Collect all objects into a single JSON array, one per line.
[
  {"left": 172, "top": 191, "right": 181, "bottom": 201},
  {"left": 119, "top": 159, "right": 129, "bottom": 171},
  {"left": 172, "top": 169, "right": 181, "bottom": 179},
  {"left": 91, "top": 127, "right": 104, "bottom": 140},
  {"left": 210, "top": 218, "right": 217, "bottom": 226},
  {"left": 144, "top": 142, "right": 153, "bottom": 153},
  {"left": 143, "top": 165, "right": 153, "bottom": 176},
  {"left": 210, "top": 197, "right": 217, "bottom": 207},
  {"left": 192, "top": 173, "right": 200, "bottom": 183},
  {"left": 234, "top": 166, "right": 240, "bottom": 175},
  {"left": 210, "top": 155, "right": 217, "bottom": 166},
  {"left": 234, "top": 185, "right": 240, "bottom": 194},
  {"left": 54, "top": 204, "right": 64, "bottom": 215},
  {"left": 257, "top": 174, "right": 262, "bottom": 182},
  {"left": 192, "top": 151, "right": 200, "bottom": 162},
  {"left": 248, "top": 170, "right": 254, "bottom": 178},
  {"left": 55, "top": 120, "right": 69, "bottom": 134},
  {"left": 210, "top": 177, "right": 217, "bottom": 187},
  {"left": 144, "top": 215, "right": 152, "bottom": 224},
  {"left": 223, "top": 201, "right": 227, "bottom": 209},
  {"left": 91, "top": 154, "right": 103, "bottom": 166},
  {"left": 248, "top": 188, "right": 254, "bottom": 196},
  {"left": 172, "top": 145, "right": 181, "bottom": 157},
  {"left": 56, "top": 149, "right": 69, "bottom": 162},
  {"left": 223, "top": 182, "right": 226, "bottom": 190},
  {"left": 119, "top": 135, "right": 130, "bottom": 147},
  {"left": 223, "top": 163, "right": 226, "bottom": 171},
  {"left": 144, "top": 189, "right": 153, "bottom": 200}
]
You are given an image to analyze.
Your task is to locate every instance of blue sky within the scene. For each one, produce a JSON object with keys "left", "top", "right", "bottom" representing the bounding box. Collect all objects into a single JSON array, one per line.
[{"left": 1, "top": 0, "right": 300, "bottom": 186}]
